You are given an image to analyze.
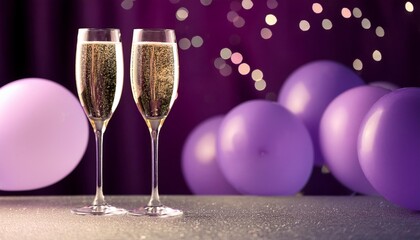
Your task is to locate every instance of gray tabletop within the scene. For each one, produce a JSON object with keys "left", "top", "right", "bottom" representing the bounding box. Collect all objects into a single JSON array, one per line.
[{"left": 0, "top": 195, "right": 419, "bottom": 239}]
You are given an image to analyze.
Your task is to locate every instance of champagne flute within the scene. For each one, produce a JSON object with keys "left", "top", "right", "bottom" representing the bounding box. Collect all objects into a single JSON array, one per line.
[
  {"left": 129, "top": 29, "right": 182, "bottom": 217},
  {"left": 73, "top": 28, "right": 126, "bottom": 215}
]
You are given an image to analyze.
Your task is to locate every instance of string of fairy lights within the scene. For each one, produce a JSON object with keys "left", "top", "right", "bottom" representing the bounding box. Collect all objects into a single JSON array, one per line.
[{"left": 122, "top": 0, "right": 416, "bottom": 94}]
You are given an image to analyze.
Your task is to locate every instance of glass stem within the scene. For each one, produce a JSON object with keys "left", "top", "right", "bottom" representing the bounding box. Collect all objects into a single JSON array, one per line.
[
  {"left": 93, "top": 122, "right": 106, "bottom": 206},
  {"left": 148, "top": 120, "right": 162, "bottom": 207}
]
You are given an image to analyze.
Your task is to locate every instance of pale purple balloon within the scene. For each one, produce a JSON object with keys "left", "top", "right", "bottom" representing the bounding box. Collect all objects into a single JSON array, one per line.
[
  {"left": 0, "top": 78, "right": 89, "bottom": 191},
  {"left": 320, "top": 86, "right": 390, "bottom": 195},
  {"left": 358, "top": 87, "right": 420, "bottom": 210},
  {"left": 278, "top": 60, "right": 365, "bottom": 166},
  {"left": 217, "top": 100, "right": 313, "bottom": 195},
  {"left": 182, "top": 116, "right": 238, "bottom": 195}
]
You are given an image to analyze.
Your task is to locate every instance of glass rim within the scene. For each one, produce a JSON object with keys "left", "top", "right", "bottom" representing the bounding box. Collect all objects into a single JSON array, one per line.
[
  {"left": 78, "top": 28, "right": 121, "bottom": 32},
  {"left": 133, "top": 28, "right": 175, "bottom": 32}
]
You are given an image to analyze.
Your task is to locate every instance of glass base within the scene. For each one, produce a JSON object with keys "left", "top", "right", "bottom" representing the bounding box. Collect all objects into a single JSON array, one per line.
[
  {"left": 128, "top": 205, "right": 183, "bottom": 218},
  {"left": 71, "top": 204, "right": 127, "bottom": 216}
]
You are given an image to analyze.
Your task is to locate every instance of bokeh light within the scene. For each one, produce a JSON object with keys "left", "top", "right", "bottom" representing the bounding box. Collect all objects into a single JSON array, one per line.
[
  {"left": 321, "top": 165, "right": 331, "bottom": 174},
  {"left": 372, "top": 50, "right": 382, "bottom": 61},
  {"left": 361, "top": 18, "right": 371, "bottom": 29},
  {"left": 214, "top": 57, "right": 226, "bottom": 70},
  {"left": 220, "top": 48, "right": 232, "bottom": 60},
  {"left": 322, "top": 19, "right": 333, "bottom": 30},
  {"left": 238, "top": 63, "right": 251, "bottom": 75},
  {"left": 233, "top": 16, "right": 246, "bottom": 28},
  {"left": 353, "top": 59, "right": 363, "bottom": 71},
  {"left": 179, "top": 38, "right": 191, "bottom": 50},
  {"left": 341, "top": 8, "right": 352, "bottom": 18},
  {"left": 200, "top": 0, "right": 212, "bottom": 7},
  {"left": 265, "top": 14, "right": 277, "bottom": 26},
  {"left": 265, "top": 92, "right": 277, "bottom": 101},
  {"left": 299, "top": 20, "right": 310, "bottom": 31},
  {"left": 251, "top": 69, "right": 263, "bottom": 81},
  {"left": 220, "top": 64, "right": 233, "bottom": 77},
  {"left": 227, "top": 11, "right": 238, "bottom": 22},
  {"left": 353, "top": 7, "right": 362, "bottom": 18},
  {"left": 312, "top": 3, "right": 323, "bottom": 14},
  {"left": 267, "top": 0, "right": 278, "bottom": 9},
  {"left": 121, "top": 0, "right": 134, "bottom": 10},
  {"left": 261, "top": 28, "right": 273, "bottom": 39},
  {"left": 242, "top": 0, "right": 253, "bottom": 10},
  {"left": 375, "top": 26, "right": 385, "bottom": 37},
  {"left": 176, "top": 7, "right": 189, "bottom": 21},
  {"left": 405, "top": 1, "right": 414, "bottom": 12},
  {"left": 231, "top": 52, "right": 243, "bottom": 64},
  {"left": 255, "top": 79, "right": 267, "bottom": 91},
  {"left": 191, "top": 36, "right": 204, "bottom": 48}
]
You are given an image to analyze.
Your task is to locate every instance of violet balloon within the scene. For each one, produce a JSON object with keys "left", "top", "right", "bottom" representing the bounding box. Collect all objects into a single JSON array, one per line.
[
  {"left": 182, "top": 116, "right": 238, "bottom": 195},
  {"left": 217, "top": 100, "right": 313, "bottom": 195},
  {"left": 358, "top": 88, "right": 420, "bottom": 210},
  {"left": 0, "top": 78, "right": 89, "bottom": 191},
  {"left": 320, "top": 86, "right": 390, "bottom": 195},
  {"left": 278, "top": 60, "right": 364, "bottom": 166}
]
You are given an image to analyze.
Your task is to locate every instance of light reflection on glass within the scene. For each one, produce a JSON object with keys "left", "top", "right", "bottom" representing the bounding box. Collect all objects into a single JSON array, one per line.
[
  {"left": 299, "top": 20, "right": 310, "bottom": 31},
  {"left": 361, "top": 18, "right": 371, "bottom": 29},
  {"left": 238, "top": 63, "right": 251, "bottom": 75},
  {"left": 322, "top": 19, "right": 333, "bottom": 30},
  {"left": 312, "top": 3, "right": 323, "bottom": 14},
  {"left": 372, "top": 50, "right": 382, "bottom": 61},
  {"left": 353, "top": 59, "right": 363, "bottom": 71},
  {"left": 375, "top": 26, "right": 385, "bottom": 37},
  {"left": 176, "top": 7, "right": 189, "bottom": 21},
  {"left": 261, "top": 28, "right": 273, "bottom": 39},
  {"left": 265, "top": 14, "right": 277, "bottom": 26}
]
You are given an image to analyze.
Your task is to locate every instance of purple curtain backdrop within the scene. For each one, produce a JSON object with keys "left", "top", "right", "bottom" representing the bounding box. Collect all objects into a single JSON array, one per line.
[{"left": 0, "top": 0, "right": 419, "bottom": 195}]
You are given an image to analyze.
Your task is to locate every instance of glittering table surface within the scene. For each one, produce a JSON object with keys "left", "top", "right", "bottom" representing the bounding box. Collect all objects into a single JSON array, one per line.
[{"left": 0, "top": 195, "right": 419, "bottom": 239}]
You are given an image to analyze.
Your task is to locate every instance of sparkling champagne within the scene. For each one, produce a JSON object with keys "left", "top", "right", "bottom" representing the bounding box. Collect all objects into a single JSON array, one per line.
[
  {"left": 76, "top": 42, "right": 123, "bottom": 126},
  {"left": 131, "top": 42, "right": 179, "bottom": 120}
]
